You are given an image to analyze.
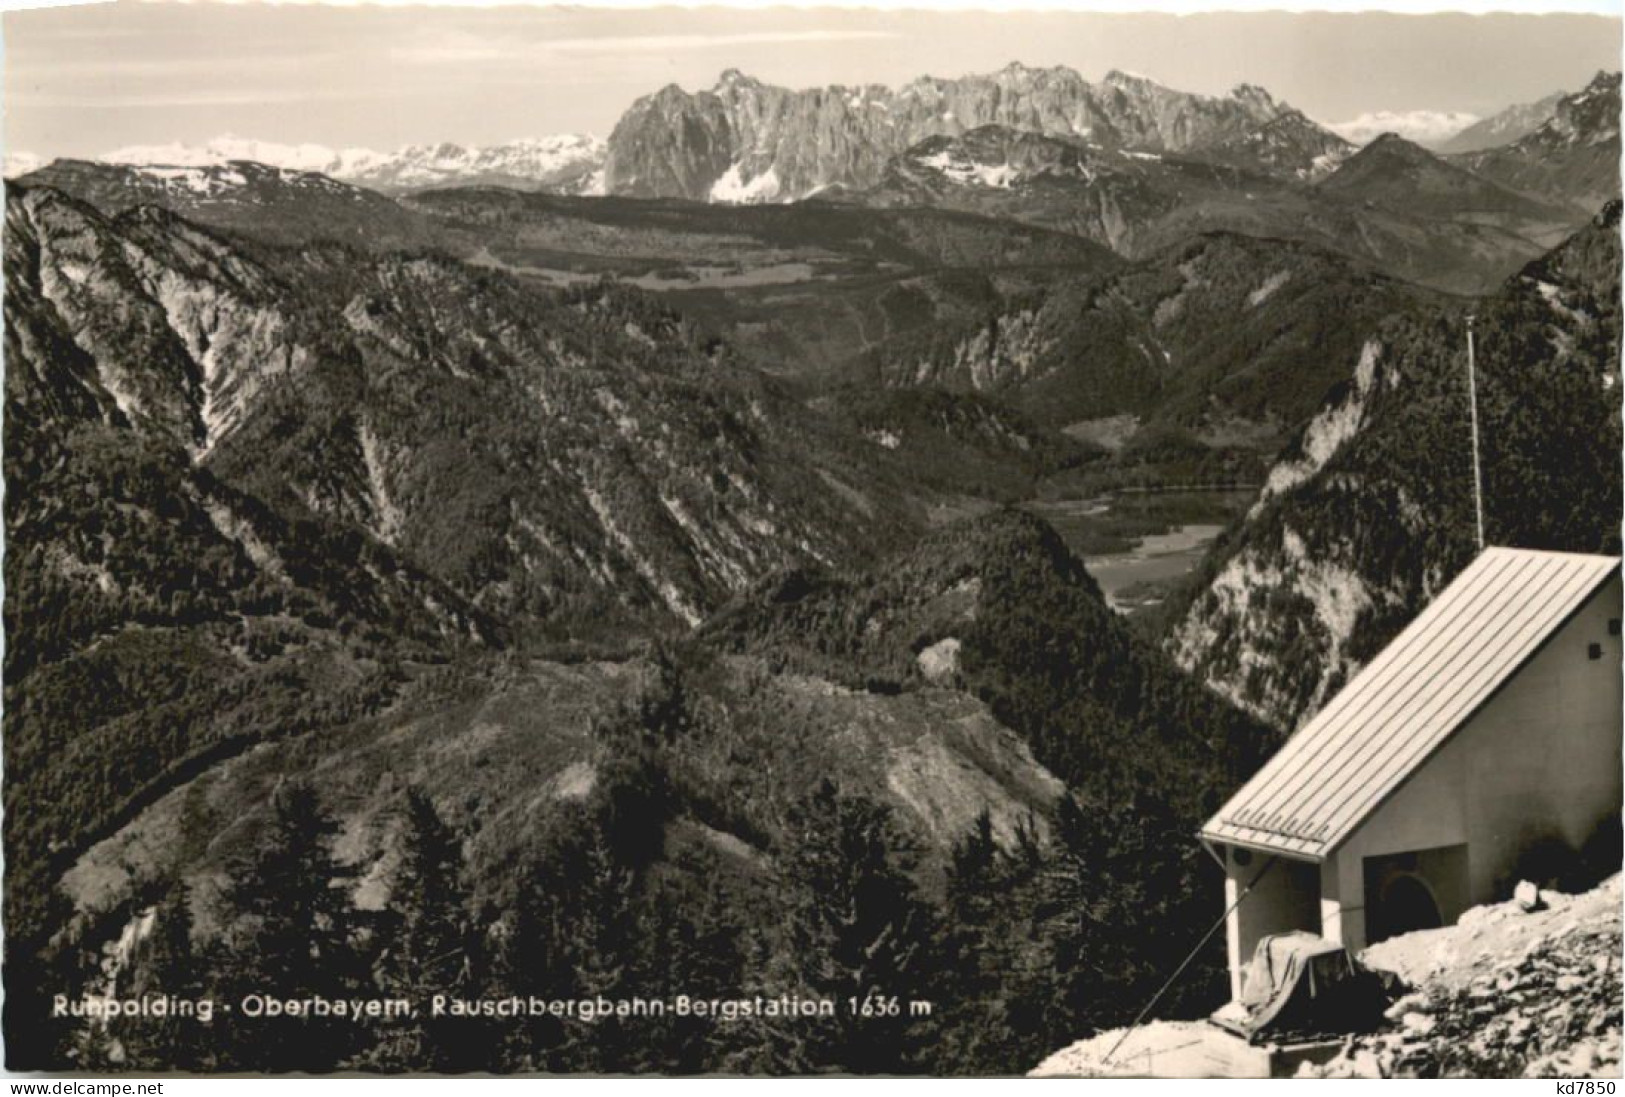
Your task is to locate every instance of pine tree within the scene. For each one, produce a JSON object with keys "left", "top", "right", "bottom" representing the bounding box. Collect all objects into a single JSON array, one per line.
[
  {"left": 108, "top": 880, "right": 214, "bottom": 1071},
  {"left": 496, "top": 815, "right": 597, "bottom": 1072},
  {"left": 627, "top": 869, "right": 745, "bottom": 1074},
  {"left": 936, "top": 810, "right": 1032, "bottom": 1074},
  {"left": 1029, "top": 791, "right": 1216, "bottom": 1051},
  {"left": 554, "top": 821, "right": 642, "bottom": 1073},
  {"left": 365, "top": 788, "right": 482, "bottom": 1072},
  {"left": 4, "top": 888, "right": 84, "bottom": 1072},
  {"left": 215, "top": 781, "right": 365, "bottom": 1072},
  {"left": 749, "top": 779, "right": 940, "bottom": 1074}
]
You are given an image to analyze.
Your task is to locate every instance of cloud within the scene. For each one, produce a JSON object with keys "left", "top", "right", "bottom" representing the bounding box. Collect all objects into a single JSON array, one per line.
[
  {"left": 9, "top": 89, "right": 347, "bottom": 108},
  {"left": 1323, "top": 110, "right": 1480, "bottom": 148},
  {"left": 4, "top": 151, "right": 46, "bottom": 177},
  {"left": 390, "top": 29, "right": 900, "bottom": 65}
]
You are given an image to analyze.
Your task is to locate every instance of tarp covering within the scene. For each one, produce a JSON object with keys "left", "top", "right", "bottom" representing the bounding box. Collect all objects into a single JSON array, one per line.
[{"left": 1214, "top": 931, "right": 1391, "bottom": 1044}]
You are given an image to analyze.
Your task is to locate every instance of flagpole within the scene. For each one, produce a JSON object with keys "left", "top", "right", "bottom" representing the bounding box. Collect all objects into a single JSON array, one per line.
[{"left": 1466, "top": 314, "right": 1485, "bottom": 551}]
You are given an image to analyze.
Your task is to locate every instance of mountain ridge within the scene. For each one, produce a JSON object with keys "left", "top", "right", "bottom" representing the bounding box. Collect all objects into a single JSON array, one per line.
[
  {"left": 1456, "top": 72, "right": 1621, "bottom": 214},
  {"left": 1434, "top": 90, "right": 1567, "bottom": 154},
  {"left": 850, "top": 122, "right": 1571, "bottom": 293}
]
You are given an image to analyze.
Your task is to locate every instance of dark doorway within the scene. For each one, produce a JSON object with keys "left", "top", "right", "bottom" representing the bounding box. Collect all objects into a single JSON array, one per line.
[
  {"left": 1377, "top": 874, "right": 1443, "bottom": 937},
  {"left": 1363, "top": 845, "right": 1466, "bottom": 944}
]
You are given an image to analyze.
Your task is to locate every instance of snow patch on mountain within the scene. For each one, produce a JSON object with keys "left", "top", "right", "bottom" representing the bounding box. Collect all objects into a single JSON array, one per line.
[
  {"left": 709, "top": 164, "right": 783, "bottom": 203},
  {"left": 1305, "top": 148, "right": 1353, "bottom": 179},
  {"left": 135, "top": 165, "right": 250, "bottom": 197},
  {"left": 106, "top": 136, "right": 383, "bottom": 175},
  {"left": 917, "top": 149, "right": 1019, "bottom": 188}
]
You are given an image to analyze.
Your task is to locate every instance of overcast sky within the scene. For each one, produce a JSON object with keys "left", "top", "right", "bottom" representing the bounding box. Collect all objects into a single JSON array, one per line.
[{"left": 4, "top": 4, "right": 1620, "bottom": 157}]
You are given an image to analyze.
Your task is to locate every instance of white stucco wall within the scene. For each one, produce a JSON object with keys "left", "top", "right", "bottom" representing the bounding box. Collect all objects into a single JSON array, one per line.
[
  {"left": 1223, "top": 849, "right": 1319, "bottom": 1000},
  {"left": 1327, "top": 573, "right": 1622, "bottom": 951}
]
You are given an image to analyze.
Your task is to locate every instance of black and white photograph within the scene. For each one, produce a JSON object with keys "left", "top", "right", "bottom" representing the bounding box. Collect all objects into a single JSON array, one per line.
[{"left": 2, "top": 0, "right": 1621, "bottom": 1078}]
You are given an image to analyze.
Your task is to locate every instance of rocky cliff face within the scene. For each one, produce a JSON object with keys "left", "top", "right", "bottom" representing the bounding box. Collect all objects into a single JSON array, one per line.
[
  {"left": 1168, "top": 203, "right": 1622, "bottom": 730},
  {"left": 8, "top": 190, "right": 314, "bottom": 455},
  {"left": 604, "top": 63, "right": 1350, "bottom": 202}
]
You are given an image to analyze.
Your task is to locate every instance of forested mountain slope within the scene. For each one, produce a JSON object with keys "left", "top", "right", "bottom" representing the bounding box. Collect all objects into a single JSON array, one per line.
[
  {"left": 22, "top": 509, "right": 1270, "bottom": 1075},
  {"left": 859, "top": 232, "right": 1439, "bottom": 480},
  {"left": 0, "top": 181, "right": 939, "bottom": 956}
]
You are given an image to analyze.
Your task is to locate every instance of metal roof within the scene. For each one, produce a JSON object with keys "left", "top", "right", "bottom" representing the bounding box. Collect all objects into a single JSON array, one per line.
[{"left": 1202, "top": 547, "right": 1621, "bottom": 861}]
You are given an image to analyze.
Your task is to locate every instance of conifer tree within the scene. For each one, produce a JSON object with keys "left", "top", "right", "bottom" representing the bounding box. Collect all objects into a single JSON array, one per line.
[
  {"left": 751, "top": 780, "right": 940, "bottom": 1074},
  {"left": 936, "top": 810, "right": 1029, "bottom": 1074},
  {"left": 216, "top": 781, "right": 364, "bottom": 1072},
  {"left": 109, "top": 880, "right": 214, "bottom": 1071},
  {"left": 627, "top": 867, "right": 746, "bottom": 1074},
  {"left": 366, "top": 788, "right": 480, "bottom": 1072},
  {"left": 555, "top": 820, "right": 641, "bottom": 1073}
]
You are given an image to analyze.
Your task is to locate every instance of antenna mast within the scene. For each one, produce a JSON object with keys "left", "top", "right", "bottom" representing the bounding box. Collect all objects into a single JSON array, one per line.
[{"left": 1466, "top": 314, "right": 1485, "bottom": 551}]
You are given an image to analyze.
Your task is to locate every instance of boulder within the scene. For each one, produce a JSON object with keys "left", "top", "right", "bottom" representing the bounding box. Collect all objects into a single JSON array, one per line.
[{"left": 1515, "top": 880, "right": 1545, "bottom": 913}]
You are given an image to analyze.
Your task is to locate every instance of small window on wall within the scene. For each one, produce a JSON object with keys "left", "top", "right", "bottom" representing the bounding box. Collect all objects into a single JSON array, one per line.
[
  {"left": 1610, "top": 618, "right": 1621, "bottom": 637},
  {"left": 1589, "top": 643, "right": 1603, "bottom": 661}
]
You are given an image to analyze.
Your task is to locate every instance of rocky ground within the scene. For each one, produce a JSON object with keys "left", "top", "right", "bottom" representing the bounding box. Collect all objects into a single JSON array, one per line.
[
  {"left": 1033, "top": 874, "right": 1623, "bottom": 1078},
  {"left": 1316, "top": 874, "right": 1622, "bottom": 1078}
]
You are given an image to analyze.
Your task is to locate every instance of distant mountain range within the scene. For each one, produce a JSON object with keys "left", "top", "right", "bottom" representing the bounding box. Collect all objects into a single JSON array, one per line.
[
  {"left": 1322, "top": 81, "right": 1577, "bottom": 154},
  {"left": 12, "top": 65, "right": 1617, "bottom": 215},
  {"left": 843, "top": 122, "right": 1580, "bottom": 293},
  {"left": 9, "top": 135, "right": 607, "bottom": 195},
  {"left": 1455, "top": 71, "right": 1623, "bottom": 215}
]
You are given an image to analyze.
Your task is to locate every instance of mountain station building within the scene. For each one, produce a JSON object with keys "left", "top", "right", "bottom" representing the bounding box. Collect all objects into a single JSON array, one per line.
[{"left": 1201, "top": 547, "right": 1623, "bottom": 1000}]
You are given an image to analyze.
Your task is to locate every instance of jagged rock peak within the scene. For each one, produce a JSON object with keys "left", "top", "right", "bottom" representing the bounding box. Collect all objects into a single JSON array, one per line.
[
  {"left": 1231, "top": 82, "right": 1280, "bottom": 114},
  {"left": 714, "top": 68, "right": 763, "bottom": 91},
  {"left": 653, "top": 82, "right": 700, "bottom": 103},
  {"left": 1364, "top": 131, "right": 1428, "bottom": 152},
  {"left": 1103, "top": 68, "right": 1157, "bottom": 86}
]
